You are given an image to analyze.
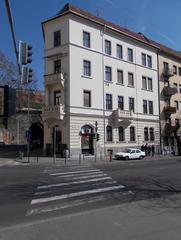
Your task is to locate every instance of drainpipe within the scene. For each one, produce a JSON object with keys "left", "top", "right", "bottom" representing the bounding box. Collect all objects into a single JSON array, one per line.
[
  {"left": 157, "top": 50, "right": 162, "bottom": 154},
  {"left": 101, "top": 25, "right": 106, "bottom": 156}
]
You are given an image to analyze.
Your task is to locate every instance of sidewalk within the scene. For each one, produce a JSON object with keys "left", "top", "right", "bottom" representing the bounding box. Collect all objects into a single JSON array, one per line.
[
  {"left": 13, "top": 154, "right": 181, "bottom": 166},
  {"left": 1, "top": 193, "right": 181, "bottom": 240}
]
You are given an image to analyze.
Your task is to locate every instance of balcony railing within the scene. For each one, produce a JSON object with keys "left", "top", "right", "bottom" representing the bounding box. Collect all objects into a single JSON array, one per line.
[
  {"left": 42, "top": 104, "right": 65, "bottom": 120},
  {"left": 44, "top": 73, "right": 64, "bottom": 88},
  {"left": 162, "top": 106, "right": 176, "bottom": 114},
  {"left": 112, "top": 108, "right": 133, "bottom": 125},
  {"left": 162, "top": 85, "right": 177, "bottom": 97},
  {"left": 162, "top": 68, "right": 174, "bottom": 78}
]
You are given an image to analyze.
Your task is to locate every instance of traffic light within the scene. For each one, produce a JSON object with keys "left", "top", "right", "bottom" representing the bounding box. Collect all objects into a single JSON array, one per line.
[
  {"left": 92, "top": 133, "right": 96, "bottom": 139},
  {"left": 21, "top": 66, "right": 33, "bottom": 84},
  {"left": 97, "top": 133, "right": 100, "bottom": 141},
  {"left": 18, "top": 41, "right": 32, "bottom": 65}
]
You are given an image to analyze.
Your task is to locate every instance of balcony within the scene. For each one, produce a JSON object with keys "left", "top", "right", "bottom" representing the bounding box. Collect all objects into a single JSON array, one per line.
[
  {"left": 162, "top": 106, "right": 176, "bottom": 115},
  {"left": 44, "top": 73, "right": 64, "bottom": 88},
  {"left": 112, "top": 108, "right": 133, "bottom": 126},
  {"left": 42, "top": 104, "right": 65, "bottom": 121},
  {"left": 162, "top": 68, "right": 174, "bottom": 78},
  {"left": 162, "top": 85, "right": 177, "bottom": 97}
]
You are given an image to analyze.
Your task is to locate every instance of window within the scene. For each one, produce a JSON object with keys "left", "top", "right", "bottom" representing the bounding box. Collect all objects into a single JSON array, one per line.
[
  {"left": 106, "top": 94, "right": 112, "bottom": 110},
  {"left": 129, "top": 97, "right": 134, "bottom": 112},
  {"left": 163, "top": 62, "right": 169, "bottom": 71},
  {"left": 147, "top": 78, "right": 153, "bottom": 91},
  {"left": 179, "top": 67, "right": 181, "bottom": 76},
  {"left": 54, "top": 60, "right": 61, "bottom": 73},
  {"left": 142, "top": 76, "right": 147, "bottom": 89},
  {"left": 118, "top": 96, "right": 124, "bottom": 110},
  {"left": 127, "top": 48, "right": 133, "bottom": 62},
  {"left": 54, "top": 90, "right": 61, "bottom": 105},
  {"left": 143, "top": 100, "right": 147, "bottom": 114},
  {"left": 147, "top": 55, "right": 152, "bottom": 68},
  {"left": 54, "top": 30, "right": 61, "bottom": 47},
  {"left": 173, "top": 65, "right": 177, "bottom": 75},
  {"left": 128, "top": 72, "right": 134, "bottom": 86},
  {"left": 150, "top": 128, "right": 154, "bottom": 141},
  {"left": 117, "top": 70, "right": 123, "bottom": 84},
  {"left": 174, "top": 100, "right": 179, "bottom": 110},
  {"left": 141, "top": 53, "right": 146, "bottom": 66},
  {"left": 130, "top": 126, "right": 135, "bottom": 141},
  {"left": 83, "top": 60, "right": 91, "bottom": 76},
  {"left": 105, "top": 66, "right": 112, "bottom": 82},
  {"left": 144, "top": 127, "right": 149, "bottom": 141},
  {"left": 83, "top": 90, "right": 91, "bottom": 107},
  {"left": 83, "top": 31, "right": 90, "bottom": 48},
  {"left": 118, "top": 126, "right": 124, "bottom": 141},
  {"left": 179, "top": 84, "right": 181, "bottom": 93},
  {"left": 142, "top": 76, "right": 152, "bottom": 91},
  {"left": 105, "top": 40, "right": 111, "bottom": 55},
  {"left": 116, "top": 44, "right": 123, "bottom": 59},
  {"left": 149, "top": 101, "right": 153, "bottom": 114},
  {"left": 106, "top": 126, "right": 112, "bottom": 142}
]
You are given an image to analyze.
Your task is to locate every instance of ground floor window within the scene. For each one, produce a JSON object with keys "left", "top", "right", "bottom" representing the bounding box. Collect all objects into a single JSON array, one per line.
[{"left": 106, "top": 126, "right": 113, "bottom": 142}]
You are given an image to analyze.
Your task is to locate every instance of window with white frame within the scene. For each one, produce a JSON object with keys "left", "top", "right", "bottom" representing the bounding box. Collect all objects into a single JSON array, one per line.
[
  {"left": 83, "top": 31, "right": 90, "bottom": 48},
  {"left": 144, "top": 127, "right": 149, "bottom": 141},
  {"left": 150, "top": 128, "right": 154, "bottom": 141},
  {"left": 106, "top": 94, "right": 112, "bottom": 110},
  {"left": 105, "top": 66, "right": 112, "bottom": 82},
  {"left": 118, "top": 96, "right": 124, "bottom": 110},
  {"left": 118, "top": 126, "right": 124, "bottom": 141},
  {"left": 147, "top": 55, "right": 152, "bottom": 68},
  {"left": 142, "top": 76, "right": 152, "bottom": 91},
  {"left": 117, "top": 70, "right": 123, "bottom": 84},
  {"left": 83, "top": 90, "right": 91, "bottom": 107},
  {"left": 116, "top": 44, "right": 123, "bottom": 59},
  {"left": 83, "top": 60, "right": 91, "bottom": 76},
  {"left": 129, "top": 97, "right": 134, "bottom": 112},
  {"left": 54, "top": 30, "right": 61, "bottom": 47},
  {"left": 141, "top": 53, "right": 152, "bottom": 68},
  {"left": 105, "top": 40, "right": 111, "bottom": 55},
  {"left": 54, "top": 60, "right": 61, "bottom": 73},
  {"left": 141, "top": 53, "right": 146, "bottom": 66},
  {"left": 106, "top": 126, "right": 113, "bottom": 142},
  {"left": 127, "top": 48, "right": 133, "bottom": 62},
  {"left": 128, "top": 72, "right": 134, "bottom": 86},
  {"left": 130, "top": 126, "right": 135, "bottom": 141}
]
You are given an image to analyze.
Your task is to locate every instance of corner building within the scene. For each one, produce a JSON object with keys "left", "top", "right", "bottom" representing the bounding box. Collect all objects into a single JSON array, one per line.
[{"left": 42, "top": 4, "right": 160, "bottom": 157}]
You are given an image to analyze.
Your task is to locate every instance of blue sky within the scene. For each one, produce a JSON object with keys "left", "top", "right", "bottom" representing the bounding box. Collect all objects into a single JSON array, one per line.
[{"left": 1, "top": 0, "right": 181, "bottom": 89}]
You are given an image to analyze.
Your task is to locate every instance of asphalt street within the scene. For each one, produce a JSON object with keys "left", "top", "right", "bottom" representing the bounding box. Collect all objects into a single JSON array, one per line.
[{"left": 0, "top": 157, "right": 181, "bottom": 239}]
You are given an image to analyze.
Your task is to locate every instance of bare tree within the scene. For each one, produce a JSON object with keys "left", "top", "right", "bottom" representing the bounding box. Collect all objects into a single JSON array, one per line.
[{"left": 0, "top": 50, "right": 38, "bottom": 90}]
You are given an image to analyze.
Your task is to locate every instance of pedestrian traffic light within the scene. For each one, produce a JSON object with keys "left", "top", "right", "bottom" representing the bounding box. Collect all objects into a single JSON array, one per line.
[
  {"left": 92, "top": 133, "right": 96, "bottom": 139},
  {"left": 97, "top": 133, "right": 100, "bottom": 141},
  {"left": 18, "top": 41, "right": 32, "bottom": 65},
  {"left": 21, "top": 66, "right": 33, "bottom": 84}
]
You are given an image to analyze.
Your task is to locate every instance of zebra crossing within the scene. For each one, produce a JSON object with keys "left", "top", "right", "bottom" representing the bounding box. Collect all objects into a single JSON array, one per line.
[{"left": 26, "top": 165, "right": 132, "bottom": 217}]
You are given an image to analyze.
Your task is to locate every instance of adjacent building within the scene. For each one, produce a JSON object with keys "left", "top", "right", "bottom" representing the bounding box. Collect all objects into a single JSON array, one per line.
[{"left": 42, "top": 3, "right": 161, "bottom": 157}]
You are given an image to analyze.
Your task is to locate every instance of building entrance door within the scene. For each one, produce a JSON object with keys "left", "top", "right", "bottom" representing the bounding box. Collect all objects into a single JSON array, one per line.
[{"left": 81, "top": 125, "right": 93, "bottom": 155}]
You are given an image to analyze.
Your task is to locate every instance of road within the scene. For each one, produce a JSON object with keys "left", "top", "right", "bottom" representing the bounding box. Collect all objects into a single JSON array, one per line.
[{"left": 0, "top": 157, "right": 181, "bottom": 239}]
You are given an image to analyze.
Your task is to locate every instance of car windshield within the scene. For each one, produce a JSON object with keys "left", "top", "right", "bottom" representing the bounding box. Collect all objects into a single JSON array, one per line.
[{"left": 123, "top": 149, "right": 131, "bottom": 153}]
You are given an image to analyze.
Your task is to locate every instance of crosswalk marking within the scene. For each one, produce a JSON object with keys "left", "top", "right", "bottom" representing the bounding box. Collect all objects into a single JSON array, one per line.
[
  {"left": 56, "top": 173, "right": 108, "bottom": 180},
  {"left": 31, "top": 185, "right": 125, "bottom": 205},
  {"left": 50, "top": 169, "right": 101, "bottom": 176},
  {"left": 37, "top": 176, "right": 113, "bottom": 190}
]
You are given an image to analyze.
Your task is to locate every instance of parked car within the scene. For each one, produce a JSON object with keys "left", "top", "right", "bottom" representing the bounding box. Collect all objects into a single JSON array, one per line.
[{"left": 114, "top": 148, "right": 145, "bottom": 160}]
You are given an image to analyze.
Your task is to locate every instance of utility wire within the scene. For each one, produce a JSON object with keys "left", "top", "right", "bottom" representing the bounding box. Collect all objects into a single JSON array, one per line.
[{"left": 4, "top": 0, "right": 21, "bottom": 75}]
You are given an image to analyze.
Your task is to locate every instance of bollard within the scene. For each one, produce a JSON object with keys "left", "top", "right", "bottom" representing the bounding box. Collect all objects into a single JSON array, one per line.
[
  {"left": 109, "top": 151, "right": 112, "bottom": 162},
  {"left": 83, "top": 154, "right": 85, "bottom": 161},
  {"left": 65, "top": 154, "right": 67, "bottom": 165},
  {"left": 100, "top": 151, "right": 102, "bottom": 161},
  {"left": 79, "top": 153, "right": 81, "bottom": 165}
]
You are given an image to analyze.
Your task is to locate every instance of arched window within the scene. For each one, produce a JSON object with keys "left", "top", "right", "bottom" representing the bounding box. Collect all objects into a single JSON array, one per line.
[
  {"left": 144, "top": 127, "right": 149, "bottom": 141},
  {"left": 150, "top": 128, "right": 154, "bottom": 141},
  {"left": 130, "top": 126, "right": 135, "bottom": 141},
  {"left": 118, "top": 126, "right": 124, "bottom": 141},
  {"left": 106, "top": 126, "right": 112, "bottom": 142}
]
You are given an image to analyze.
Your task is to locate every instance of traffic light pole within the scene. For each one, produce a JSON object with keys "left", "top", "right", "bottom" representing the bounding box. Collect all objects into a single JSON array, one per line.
[{"left": 27, "top": 89, "right": 30, "bottom": 163}]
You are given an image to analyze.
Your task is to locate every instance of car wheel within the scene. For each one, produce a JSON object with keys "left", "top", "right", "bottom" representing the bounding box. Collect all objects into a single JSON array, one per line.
[{"left": 125, "top": 156, "right": 129, "bottom": 160}]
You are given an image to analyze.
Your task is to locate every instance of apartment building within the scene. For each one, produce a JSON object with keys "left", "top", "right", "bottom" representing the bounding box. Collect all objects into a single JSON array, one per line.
[
  {"left": 157, "top": 43, "right": 181, "bottom": 154},
  {"left": 41, "top": 3, "right": 160, "bottom": 157}
]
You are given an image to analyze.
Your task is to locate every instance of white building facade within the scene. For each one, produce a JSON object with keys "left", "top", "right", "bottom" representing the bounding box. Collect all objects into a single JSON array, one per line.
[{"left": 42, "top": 4, "right": 160, "bottom": 157}]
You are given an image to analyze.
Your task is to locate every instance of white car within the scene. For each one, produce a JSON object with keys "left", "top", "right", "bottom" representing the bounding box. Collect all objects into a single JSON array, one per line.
[{"left": 114, "top": 148, "right": 145, "bottom": 160}]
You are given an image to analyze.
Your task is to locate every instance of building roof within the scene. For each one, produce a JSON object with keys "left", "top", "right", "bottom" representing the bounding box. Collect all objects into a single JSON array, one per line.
[{"left": 42, "top": 3, "right": 181, "bottom": 61}]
